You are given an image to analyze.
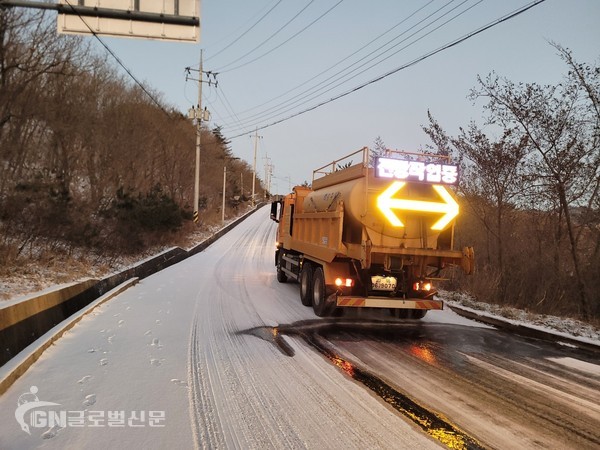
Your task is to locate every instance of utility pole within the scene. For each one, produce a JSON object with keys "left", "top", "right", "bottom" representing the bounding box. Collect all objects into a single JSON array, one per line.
[
  {"left": 222, "top": 157, "right": 239, "bottom": 223},
  {"left": 263, "top": 155, "right": 273, "bottom": 199},
  {"left": 186, "top": 50, "right": 217, "bottom": 224},
  {"left": 251, "top": 129, "right": 262, "bottom": 208},
  {"left": 263, "top": 154, "right": 269, "bottom": 199},
  {"left": 222, "top": 166, "right": 227, "bottom": 223},
  {"left": 193, "top": 50, "right": 203, "bottom": 224}
]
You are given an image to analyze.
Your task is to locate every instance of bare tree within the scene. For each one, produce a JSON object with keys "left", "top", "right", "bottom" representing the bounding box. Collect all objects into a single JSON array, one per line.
[
  {"left": 0, "top": 8, "right": 85, "bottom": 194},
  {"left": 423, "top": 114, "right": 529, "bottom": 301},
  {"left": 470, "top": 51, "right": 599, "bottom": 319}
]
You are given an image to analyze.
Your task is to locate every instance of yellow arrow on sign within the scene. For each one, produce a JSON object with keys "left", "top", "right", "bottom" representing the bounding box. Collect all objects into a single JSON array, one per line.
[{"left": 377, "top": 181, "right": 459, "bottom": 230}]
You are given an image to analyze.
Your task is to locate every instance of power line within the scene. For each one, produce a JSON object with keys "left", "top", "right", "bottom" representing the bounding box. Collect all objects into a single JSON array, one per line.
[
  {"left": 226, "top": 0, "right": 547, "bottom": 139},
  {"left": 216, "top": 0, "right": 316, "bottom": 72},
  {"left": 220, "top": 0, "right": 465, "bottom": 129},
  {"left": 237, "top": 0, "right": 479, "bottom": 131},
  {"left": 215, "top": 83, "right": 247, "bottom": 133},
  {"left": 205, "top": 0, "right": 284, "bottom": 63},
  {"left": 225, "top": 0, "right": 477, "bottom": 134},
  {"left": 219, "top": 0, "right": 437, "bottom": 121},
  {"left": 61, "top": 0, "right": 169, "bottom": 116},
  {"left": 201, "top": 0, "right": 280, "bottom": 53},
  {"left": 219, "top": 0, "right": 346, "bottom": 74}
]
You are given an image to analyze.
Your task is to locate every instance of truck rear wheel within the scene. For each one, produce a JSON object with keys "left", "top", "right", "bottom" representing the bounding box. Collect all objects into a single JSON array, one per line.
[
  {"left": 411, "top": 309, "right": 427, "bottom": 319},
  {"left": 276, "top": 252, "right": 288, "bottom": 283},
  {"left": 312, "top": 267, "right": 333, "bottom": 317},
  {"left": 299, "top": 262, "right": 313, "bottom": 306},
  {"left": 391, "top": 309, "right": 427, "bottom": 319}
]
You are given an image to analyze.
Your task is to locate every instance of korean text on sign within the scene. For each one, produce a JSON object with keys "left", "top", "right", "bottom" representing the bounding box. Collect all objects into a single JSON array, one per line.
[{"left": 375, "top": 157, "right": 458, "bottom": 185}]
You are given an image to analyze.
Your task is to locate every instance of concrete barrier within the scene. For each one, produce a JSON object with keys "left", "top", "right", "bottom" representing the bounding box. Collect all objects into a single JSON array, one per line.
[
  {"left": 0, "top": 278, "right": 139, "bottom": 396},
  {"left": 0, "top": 279, "right": 99, "bottom": 365}
]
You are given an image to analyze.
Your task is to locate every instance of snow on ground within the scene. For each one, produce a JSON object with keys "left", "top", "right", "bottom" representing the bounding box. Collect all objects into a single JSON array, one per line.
[
  {"left": 546, "top": 357, "right": 600, "bottom": 376},
  {"left": 0, "top": 262, "right": 197, "bottom": 449},
  {"left": 1, "top": 206, "right": 598, "bottom": 449},
  {"left": 441, "top": 290, "right": 600, "bottom": 346},
  {"left": 2, "top": 218, "right": 598, "bottom": 347},
  {"left": 0, "top": 208, "right": 442, "bottom": 450},
  {"left": 0, "top": 222, "right": 227, "bottom": 302}
]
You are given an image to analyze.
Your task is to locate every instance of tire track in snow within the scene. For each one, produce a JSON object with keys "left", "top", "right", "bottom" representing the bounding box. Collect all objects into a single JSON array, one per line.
[
  {"left": 188, "top": 311, "right": 227, "bottom": 449},
  {"left": 186, "top": 208, "right": 441, "bottom": 449},
  {"left": 188, "top": 216, "right": 298, "bottom": 448}
]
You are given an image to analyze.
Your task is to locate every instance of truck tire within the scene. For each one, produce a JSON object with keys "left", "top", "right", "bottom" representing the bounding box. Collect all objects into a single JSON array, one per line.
[
  {"left": 410, "top": 309, "right": 427, "bottom": 319},
  {"left": 312, "top": 267, "right": 332, "bottom": 317},
  {"left": 299, "top": 262, "right": 313, "bottom": 306},
  {"left": 391, "top": 309, "right": 427, "bottom": 319},
  {"left": 411, "top": 309, "right": 427, "bottom": 320},
  {"left": 276, "top": 253, "right": 288, "bottom": 283}
]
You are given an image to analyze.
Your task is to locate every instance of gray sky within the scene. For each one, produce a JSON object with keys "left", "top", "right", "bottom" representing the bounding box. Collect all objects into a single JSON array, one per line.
[{"left": 99, "top": 0, "right": 600, "bottom": 193}]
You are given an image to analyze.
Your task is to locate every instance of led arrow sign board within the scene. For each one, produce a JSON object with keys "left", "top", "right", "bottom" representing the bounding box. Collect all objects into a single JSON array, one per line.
[
  {"left": 377, "top": 181, "right": 459, "bottom": 230},
  {"left": 375, "top": 157, "right": 459, "bottom": 186}
]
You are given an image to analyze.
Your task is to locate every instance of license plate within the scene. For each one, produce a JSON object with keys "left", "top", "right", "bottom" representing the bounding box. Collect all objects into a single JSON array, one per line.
[{"left": 371, "top": 276, "right": 397, "bottom": 291}]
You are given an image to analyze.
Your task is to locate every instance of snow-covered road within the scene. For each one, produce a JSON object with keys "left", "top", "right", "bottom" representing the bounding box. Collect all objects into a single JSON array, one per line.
[{"left": 1, "top": 206, "right": 599, "bottom": 449}]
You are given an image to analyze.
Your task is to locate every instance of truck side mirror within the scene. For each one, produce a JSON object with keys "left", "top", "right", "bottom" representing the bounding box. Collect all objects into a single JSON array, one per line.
[{"left": 270, "top": 202, "right": 279, "bottom": 223}]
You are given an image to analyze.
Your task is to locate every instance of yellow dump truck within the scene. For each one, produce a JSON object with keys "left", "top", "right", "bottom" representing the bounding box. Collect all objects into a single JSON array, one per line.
[{"left": 270, "top": 147, "right": 474, "bottom": 318}]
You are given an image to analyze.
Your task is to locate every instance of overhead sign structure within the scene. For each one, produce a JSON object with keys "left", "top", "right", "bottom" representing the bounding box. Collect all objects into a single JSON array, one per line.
[
  {"left": 375, "top": 157, "right": 459, "bottom": 186},
  {"left": 57, "top": 0, "right": 200, "bottom": 42},
  {"left": 377, "top": 181, "right": 459, "bottom": 230}
]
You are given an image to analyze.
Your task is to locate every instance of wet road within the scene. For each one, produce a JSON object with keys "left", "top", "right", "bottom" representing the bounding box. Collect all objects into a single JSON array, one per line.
[{"left": 252, "top": 319, "right": 600, "bottom": 449}]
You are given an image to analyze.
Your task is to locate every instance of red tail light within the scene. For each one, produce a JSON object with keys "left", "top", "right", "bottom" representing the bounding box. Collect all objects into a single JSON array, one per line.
[
  {"left": 335, "top": 278, "right": 354, "bottom": 287},
  {"left": 413, "top": 281, "right": 432, "bottom": 291}
]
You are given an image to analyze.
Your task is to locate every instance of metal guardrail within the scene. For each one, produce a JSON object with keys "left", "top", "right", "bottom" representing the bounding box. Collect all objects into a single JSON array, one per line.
[
  {"left": 311, "top": 147, "right": 453, "bottom": 185},
  {"left": 313, "top": 147, "right": 369, "bottom": 182}
]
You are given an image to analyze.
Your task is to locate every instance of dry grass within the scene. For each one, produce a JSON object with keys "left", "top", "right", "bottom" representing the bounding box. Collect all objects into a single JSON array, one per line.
[{"left": 0, "top": 211, "right": 242, "bottom": 302}]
